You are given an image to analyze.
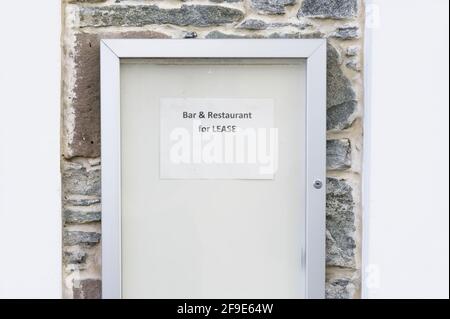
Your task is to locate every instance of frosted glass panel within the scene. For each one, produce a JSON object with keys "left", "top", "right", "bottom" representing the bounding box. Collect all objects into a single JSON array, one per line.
[{"left": 120, "top": 59, "right": 307, "bottom": 298}]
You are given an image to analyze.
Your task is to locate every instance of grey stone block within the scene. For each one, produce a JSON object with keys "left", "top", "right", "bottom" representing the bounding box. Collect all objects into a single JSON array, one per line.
[
  {"left": 332, "top": 26, "right": 359, "bottom": 40},
  {"left": 326, "top": 276, "right": 357, "bottom": 299},
  {"left": 64, "top": 208, "right": 101, "bottom": 224},
  {"left": 64, "top": 251, "right": 87, "bottom": 264},
  {"left": 327, "top": 100, "right": 356, "bottom": 131},
  {"left": 251, "top": 0, "right": 296, "bottom": 15},
  {"left": 205, "top": 31, "right": 257, "bottom": 39},
  {"left": 62, "top": 163, "right": 101, "bottom": 197},
  {"left": 327, "top": 44, "right": 356, "bottom": 108},
  {"left": 64, "top": 231, "right": 101, "bottom": 246},
  {"left": 298, "top": 0, "right": 358, "bottom": 19},
  {"left": 327, "top": 139, "right": 352, "bottom": 170},
  {"left": 326, "top": 178, "right": 356, "bottom": 268},
  {"left": 65, "top": 197, "right": 101, "bottom": 207},
  {"left": 209, "top": 0, "right": 243, "bottom": 2},
  {"left": 345, "top": 45, "right": 359, "bottom": 57},
  {"left": 346, "top": 59, "right": 361, "bottom": 72},
  {"left": 79, "top": 5, "right": 244, "bottom": 28},
  {"left": 238, "top": 19, "right": 269, "bottom": 30},
  {"left": 205, "top": 30, "right": 323, "bottom": 39}
]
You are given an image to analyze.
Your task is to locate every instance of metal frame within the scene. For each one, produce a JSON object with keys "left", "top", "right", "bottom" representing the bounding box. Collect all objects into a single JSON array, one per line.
[{"left": 101, "top": 39, "right": 326, "bottom": 299}]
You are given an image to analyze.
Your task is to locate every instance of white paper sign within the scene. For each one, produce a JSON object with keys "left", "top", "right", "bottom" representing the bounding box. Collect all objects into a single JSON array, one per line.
[{"left": 160, "top": 98, "right": 277, "bottom": 179}]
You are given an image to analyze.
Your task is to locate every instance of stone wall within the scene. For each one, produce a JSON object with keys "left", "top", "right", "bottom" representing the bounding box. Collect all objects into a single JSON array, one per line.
[{"left": 62, "top": 0, "right": 365, "bottom": 299}]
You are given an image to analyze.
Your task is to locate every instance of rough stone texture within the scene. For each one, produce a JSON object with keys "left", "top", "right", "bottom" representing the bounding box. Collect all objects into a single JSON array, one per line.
[
  {"left": 210, "top": 0, "right": 243, "bottom": 2},
  {"left": 327, "top": 139, "right": 352, "bottom": 170},
  {"left": 184, "top": 31, "right": 198, "bottom": 39},
  {"left": 346, "top": 59, "right": 361, "bottom": 72},
  {"left": 238, "top": 19, "right": 269, "bottom": 30},
  {"left": 206, "top": 30, "right": 323, "bottom": 39},
  {"left": 62, "top": 162, "right": 101, "bottom": 196},
  {"left": 299, "top": 0, "right": 358, "bottom": 19},
  {"left": 269, "top": 32, "right": 301, "bottom": 38},
  {"left": 238, "top": 20, "right": 312, "bottom": 31},
  {"left": 73, "top": 279, "right": 101, "bottom": 299},
  {"left": 326, "top": 178, "right": 356, "bottom": 268},
  {"left": 251, "top": 0, "right": 296, "bottom": 15},
  {"left": 327, "top": 100, "right": 357, "bottom": 131},
  {"left": 63, "top": 0, "right": 365, "bottom": 299},
  {"left": 327, "top": 44, "right": 356, "bottom": 108},
  {"left": 64, "top": 31, "right": 169, "bottom": 159},
  {"left": 205, "top": 31, "right": 252, "bottom": 39},
  {"left": 295, "top": 31, "right": 325, "bottom": 39},
  {"left": 332, "top": 26, "right": 360, "bottom": 40},
  {"left": 65, "top": 196, "right": 101, "bottom": 207},
  {"left": 326, "top": 276, "right": 357, "bottom": 299},
  {"left": 64, "top": 251, "right": 87, "bottom": 264},
  {"left": 79, "top": 5, "right": 245, "bottom": 28},
  {"left": 346, "top": 45, "right": 360, "bottom": 57},
  {"left": 64, "top": 231, "right": 101, "bottom": 246},
  {"left": 182, "top": 0, "right": 243, "bottom": 2},
  {"left": 64, "top": 208, "right": 101, "bottom": 224},
  {"left": 68, "top": 0, "right": 105, "bottom": 3}
]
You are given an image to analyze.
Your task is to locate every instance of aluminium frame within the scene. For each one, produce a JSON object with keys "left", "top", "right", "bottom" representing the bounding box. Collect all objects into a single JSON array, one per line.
[{"left": 100, "top": 39, "right": 327, "bottom": 299}]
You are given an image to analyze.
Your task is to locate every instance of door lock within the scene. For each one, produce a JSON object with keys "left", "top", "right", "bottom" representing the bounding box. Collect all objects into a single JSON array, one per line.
[{"left": 313, "top": 180, "right": 323, "bottom": 189}]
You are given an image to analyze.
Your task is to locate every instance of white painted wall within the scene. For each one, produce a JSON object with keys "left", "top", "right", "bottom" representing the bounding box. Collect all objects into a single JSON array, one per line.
[
  {"left": 364, "top": 0, "right": 449, "bottom": 298},
  {"left": 0, "top": 0, "right": 62, "bottom": 298}
]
